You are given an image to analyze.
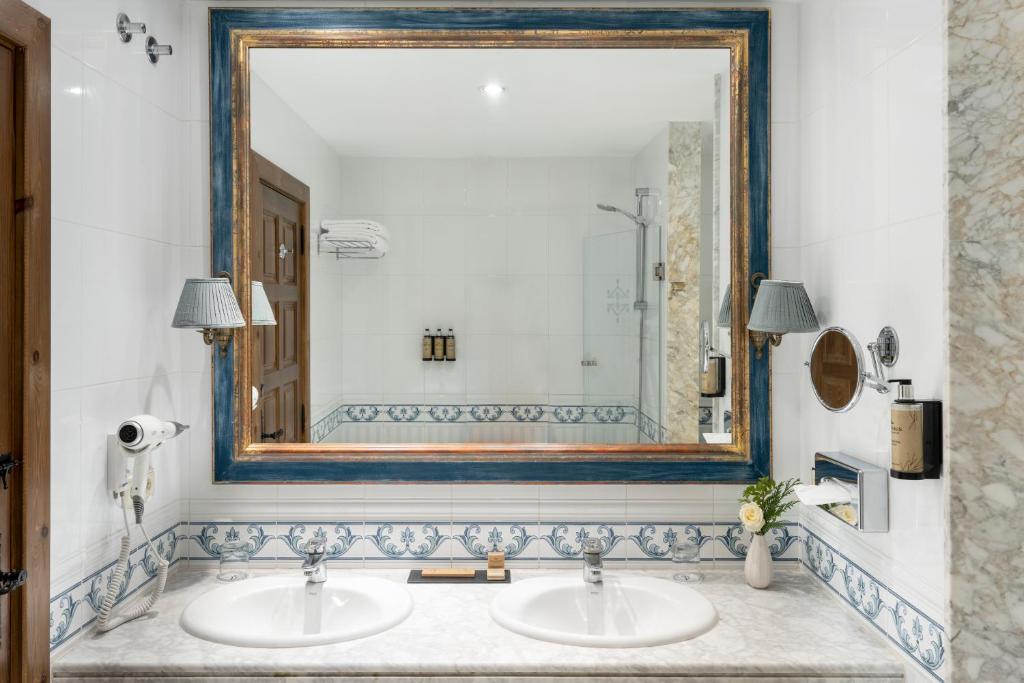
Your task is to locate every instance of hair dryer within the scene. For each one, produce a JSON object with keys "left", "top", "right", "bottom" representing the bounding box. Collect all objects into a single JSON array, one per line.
[
  {"left": 99, "top": 414, "right": 187, "bottom": 633},
  {"left": 115, "top": 415, "right": 188, "bottom": 505}
]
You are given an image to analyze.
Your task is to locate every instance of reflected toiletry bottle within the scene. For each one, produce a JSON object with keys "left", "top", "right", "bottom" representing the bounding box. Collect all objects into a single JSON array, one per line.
[
  {"left": 422, "top": 329, "right": 433, "bottom": 362},
  {"left": 433, "top": 328, "right": 445, "bottom": 361},
  {"left": 701, "top": 352, "right": 726, "bottom": 398},
  {"left": 445, "top": 328, "right": 456, "bottom": 361},
  {"left": 890, "top": 380, "right": 942, "bottom": 479}
]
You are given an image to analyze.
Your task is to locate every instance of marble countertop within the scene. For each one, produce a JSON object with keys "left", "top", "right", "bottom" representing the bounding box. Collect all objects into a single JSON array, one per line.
[{"left": 53, "top": 566, "right": 903, "bottom": 679}]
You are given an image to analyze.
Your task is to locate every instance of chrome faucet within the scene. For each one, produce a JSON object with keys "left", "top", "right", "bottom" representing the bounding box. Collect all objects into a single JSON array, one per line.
[
  {"left": 302, "top": 538, "right": 327, "bottom": 584},
  {"left": 582, "top": 537, "right": 604, "bottom": 585}
]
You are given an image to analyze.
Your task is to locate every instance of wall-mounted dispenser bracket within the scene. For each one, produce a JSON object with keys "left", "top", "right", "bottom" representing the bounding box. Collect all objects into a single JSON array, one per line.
[
  {"left": 106, "top": 435, "right": 155, "bottom": 504},
  {"left": 863, "top": 326, "right": 900, "bottom": 394}
]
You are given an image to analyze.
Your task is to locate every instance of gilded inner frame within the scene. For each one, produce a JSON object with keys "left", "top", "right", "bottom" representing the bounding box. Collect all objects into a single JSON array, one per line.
[{"left": 217, "top": 18, "right": 766, "bottom": 474}]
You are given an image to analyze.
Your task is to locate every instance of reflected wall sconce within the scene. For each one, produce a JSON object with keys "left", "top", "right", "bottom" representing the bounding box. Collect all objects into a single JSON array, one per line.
[
  {"left": 250, "top": 281, "right": 277, "bottom": 326},
  {"left": 747, "top": 279, "right": 819, "bottom": 359},
  {"left": 172, "top": 275, "right": 245, "bottom": 357}
]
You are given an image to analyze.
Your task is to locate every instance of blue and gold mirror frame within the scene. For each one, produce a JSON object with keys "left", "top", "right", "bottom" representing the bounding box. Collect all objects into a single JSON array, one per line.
[{"left": 210, "top": 8, "right": 771, "bottom": 483}]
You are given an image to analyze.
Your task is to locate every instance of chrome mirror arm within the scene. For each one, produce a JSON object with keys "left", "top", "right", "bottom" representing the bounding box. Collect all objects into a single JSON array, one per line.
[{"left": 863, "top": 341, "right": 889, "bottom": 394}]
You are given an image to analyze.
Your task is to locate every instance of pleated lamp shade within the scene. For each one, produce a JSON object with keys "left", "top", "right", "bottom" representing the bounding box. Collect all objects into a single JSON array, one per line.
[
  {"left": 717, "top": 284, "right": 732, "bottom": 328},
  {"left": 171, "top": 278, "right": 245, "bottom": 329},
  {"left": 748, "top": 280, "right": 819, "bottom": 334},
  {"left": 251, "top": 281, "right": 276, "bottom": 326}
]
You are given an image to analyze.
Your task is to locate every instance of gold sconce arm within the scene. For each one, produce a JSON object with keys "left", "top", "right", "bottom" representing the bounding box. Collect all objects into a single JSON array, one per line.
[
  {"left": 200, "top": 328, "right": 235, "bottom": 357},
  {"left": 749, "top": 330, "right": 783, "bottom": 360}
]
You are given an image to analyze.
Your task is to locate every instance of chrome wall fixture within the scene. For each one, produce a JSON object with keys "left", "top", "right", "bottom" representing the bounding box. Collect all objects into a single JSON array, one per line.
[
  {"left": 809, "top": 451, "right": 889, "bottom": 533},
  {"left": 115, "top": 13, "right": 173, "bottom": 64},
  {"left": 146, "top": 37, "right": 173, "bottom": 64},
  {"left": 116, "top": 13, "right": 146, "bottom": 43}
]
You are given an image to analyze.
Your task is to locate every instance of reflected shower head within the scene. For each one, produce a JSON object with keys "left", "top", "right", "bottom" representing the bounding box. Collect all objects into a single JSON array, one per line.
[{"left": 596, "top": 203, "right": 645, "bottom": 225}]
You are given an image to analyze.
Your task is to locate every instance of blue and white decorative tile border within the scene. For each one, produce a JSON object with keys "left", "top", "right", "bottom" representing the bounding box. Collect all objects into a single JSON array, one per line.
[
  {"left": 309, "top": 407, "right": 344, "bottom": 442},
  {"left": 638, "top": 410, "right": 667, "bottom": 442},
  {"left": 49, "top": 524, "right": 183, "bottom": 651},
  {"left": 311, "top": 403, "right": 641, "bottom": 442},
  {"left": 803, "top": 530, "right": 946, "bottom": 682},
  {"left": 50, "top": 518, "right": 945, "bottom": 683}
]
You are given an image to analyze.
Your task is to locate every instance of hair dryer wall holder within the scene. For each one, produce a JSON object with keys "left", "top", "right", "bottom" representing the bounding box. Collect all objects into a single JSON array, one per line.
[{"left": 106, "top": 436, "right": 157, "bottom": 505}]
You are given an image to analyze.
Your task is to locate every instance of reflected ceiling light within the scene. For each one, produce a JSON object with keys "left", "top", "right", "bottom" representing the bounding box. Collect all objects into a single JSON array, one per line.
[{"left": 481, "top": 83, "right": 506, "bottom": 98}]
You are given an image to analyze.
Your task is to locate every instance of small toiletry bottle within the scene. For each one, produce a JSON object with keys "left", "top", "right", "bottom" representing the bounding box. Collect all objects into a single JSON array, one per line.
[
  {"left": 700, "top": 352, "right": 726, "bottom": 398},
  {"left": 422, "top": 329, "right": 433, "bottom": 362},
  {"left": 444, "top": 328, "right": 456, "bottom": 361},
  {"left": 433, "top": 328, "right": 445, "bottom": 361},
  {"left": 890, "top": 380, "right": 943, "bottom": 479}
]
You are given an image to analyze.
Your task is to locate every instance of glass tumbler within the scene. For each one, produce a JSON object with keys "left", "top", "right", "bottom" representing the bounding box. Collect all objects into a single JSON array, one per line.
[
  {"left": 671, "top": 539, "right": 702, "bottom": 582},
  {"left": 217, "top": 540, "right": 250, "bottom": 582}
]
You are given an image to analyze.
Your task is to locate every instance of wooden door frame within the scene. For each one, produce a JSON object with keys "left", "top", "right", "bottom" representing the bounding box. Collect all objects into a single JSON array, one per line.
[
  {"left": 248, "top": 151, "right": 310, "bottom": 442},
  {"left": 0, "top": 0, "right": 49, "bottom": 679}
]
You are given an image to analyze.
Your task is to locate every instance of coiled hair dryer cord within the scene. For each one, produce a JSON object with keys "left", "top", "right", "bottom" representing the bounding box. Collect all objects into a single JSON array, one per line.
[{"left": 95, "top": 495, "right": 169, "bottom": 632}]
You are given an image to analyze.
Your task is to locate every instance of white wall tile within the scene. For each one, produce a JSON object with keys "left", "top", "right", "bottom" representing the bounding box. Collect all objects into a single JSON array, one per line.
[
  {"left": 887, "top": 24, "right": 945, "bottom": 225},
  {"left": 797, "top": 0, "right": 947, "bottom": 628},
  {"left": 506, "top": 215, "right": 548, "bottom": 275},
  {"left": 51, "top": 49, "right": 83, "bottom": 223},
  {"left": 507, "top": 159, "right": 550, "bottom": 214},
  {"left": 464, "top": 215, "right": 507, "bottom": 276}
]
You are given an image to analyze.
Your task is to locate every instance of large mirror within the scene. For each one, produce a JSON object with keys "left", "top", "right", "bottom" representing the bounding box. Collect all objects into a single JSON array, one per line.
[
  {"left": 249, "top": 46, "right": 735, "bottom": 446},
  {"left": 211, "top": 9, "right": 770, "bottom": 481}
]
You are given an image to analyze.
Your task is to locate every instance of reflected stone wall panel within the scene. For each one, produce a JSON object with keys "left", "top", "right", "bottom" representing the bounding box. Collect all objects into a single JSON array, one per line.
[{"left": 666, "top": 122, "right": 703, "bottom": 442}]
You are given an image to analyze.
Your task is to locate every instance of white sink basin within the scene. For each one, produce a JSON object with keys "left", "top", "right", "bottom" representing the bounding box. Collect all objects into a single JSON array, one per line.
[
  {"left": 180, "top": 575, "right": 412, "bottom": 647},
  {"left": 490, "top": 575, "right": 717, "bottom": 648}
]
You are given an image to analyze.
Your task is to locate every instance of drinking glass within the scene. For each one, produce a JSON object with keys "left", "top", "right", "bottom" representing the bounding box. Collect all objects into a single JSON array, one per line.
[
  {"left": 218, "top": 540, "right": 250, "bottom": 582},
  {"left": 671, "top": 539, "right": 702, "bottom": 582}
]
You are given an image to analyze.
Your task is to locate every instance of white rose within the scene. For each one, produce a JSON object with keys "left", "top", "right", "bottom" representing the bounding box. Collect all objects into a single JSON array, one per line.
[
  {"left": 739, "top": 502, "right": 765, "bottom": 533},
  {"left": 831, "top": 504, "right": 858, "bottom": 526}
]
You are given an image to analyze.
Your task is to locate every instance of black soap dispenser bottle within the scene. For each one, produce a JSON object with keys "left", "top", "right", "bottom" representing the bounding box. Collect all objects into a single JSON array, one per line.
[{"left": 890, "top": 379, "right": 943, "bottom": 479}]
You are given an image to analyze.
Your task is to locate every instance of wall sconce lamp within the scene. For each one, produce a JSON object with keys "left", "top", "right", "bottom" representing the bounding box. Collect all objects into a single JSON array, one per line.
[
  {"left": 747, "top": 279, "right": 819, "bottom": 359},
  {"left": 171, "top": 275, "right": 243, "bottom": 357},
  {"left": 172, "top": 276, "right": 276, "bottom": 357}
]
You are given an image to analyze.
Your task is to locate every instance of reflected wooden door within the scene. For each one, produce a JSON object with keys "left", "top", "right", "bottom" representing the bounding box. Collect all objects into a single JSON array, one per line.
[{"left": 250, "top": 152, "right": 310, "bottom": 443}]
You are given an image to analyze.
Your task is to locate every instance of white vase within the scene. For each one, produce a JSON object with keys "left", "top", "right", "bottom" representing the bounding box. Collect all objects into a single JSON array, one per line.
[{"left": 744, "top": 533, "right": 773, "bottom": 589}]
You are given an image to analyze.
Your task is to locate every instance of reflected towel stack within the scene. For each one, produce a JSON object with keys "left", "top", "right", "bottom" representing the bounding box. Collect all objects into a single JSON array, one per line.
[{"left": 320, "top": 219, "right": 390, "bottom": 258}]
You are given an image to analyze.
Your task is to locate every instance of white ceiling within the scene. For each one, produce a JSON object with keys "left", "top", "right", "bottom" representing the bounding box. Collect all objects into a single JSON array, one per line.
[{"left": 250, "top": 48, "right": 729, "bottom": 158}]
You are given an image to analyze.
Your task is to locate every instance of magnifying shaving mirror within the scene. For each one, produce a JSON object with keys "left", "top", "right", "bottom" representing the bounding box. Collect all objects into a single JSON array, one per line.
[{"left": 806, "top": 326, "right": 899, "bottom": 413}]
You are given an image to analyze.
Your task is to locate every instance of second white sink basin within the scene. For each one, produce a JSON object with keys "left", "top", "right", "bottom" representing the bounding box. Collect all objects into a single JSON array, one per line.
[
  {"left": 180, "top": 575, "right": 412, "bottom": 648},
  {"left": 490, "top": 575, "right": 717, "bottom": 648}
]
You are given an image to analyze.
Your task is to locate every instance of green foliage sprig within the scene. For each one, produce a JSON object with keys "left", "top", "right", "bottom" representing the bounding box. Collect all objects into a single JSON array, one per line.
[{"left": 740, "top": 477, "right": 799, "bottom": 535}]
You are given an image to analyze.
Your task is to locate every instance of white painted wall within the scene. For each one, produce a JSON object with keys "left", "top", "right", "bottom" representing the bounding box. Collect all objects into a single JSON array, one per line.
[
  {"left": 27, "top": 0, "right": 199, "bottom": 598},
  {"left": 795, "top": 0, "right": 947, "bottom": 656}
]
